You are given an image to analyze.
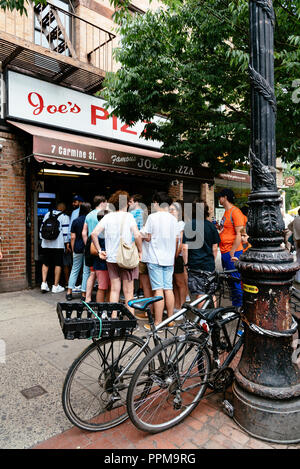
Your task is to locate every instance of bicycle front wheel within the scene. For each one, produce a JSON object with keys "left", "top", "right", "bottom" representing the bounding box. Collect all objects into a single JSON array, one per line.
[
  {"left": 62, "top": 335, "right": 149, "bottom": 432},
  {"left": 127, "top": 336, "right": 211, "bottom": 433}
]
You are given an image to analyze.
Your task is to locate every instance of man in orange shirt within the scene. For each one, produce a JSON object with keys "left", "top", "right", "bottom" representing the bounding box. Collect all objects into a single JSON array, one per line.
[{"left": 218, "top": 189, "right": 245, "bottom": 308}]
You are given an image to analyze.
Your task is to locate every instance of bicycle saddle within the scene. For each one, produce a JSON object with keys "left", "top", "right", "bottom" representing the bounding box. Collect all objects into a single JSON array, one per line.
[{"left": 128, "top": 296, "right": 163, "bottom": 311}]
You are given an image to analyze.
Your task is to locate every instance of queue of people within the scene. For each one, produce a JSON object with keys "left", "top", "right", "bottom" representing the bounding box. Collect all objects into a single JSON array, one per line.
[
  {"left": 40, "top": 187, "right": 300, "bottom": 331},
  {"left": 39, "top": 188, "right": 252, "bottom": 326}
]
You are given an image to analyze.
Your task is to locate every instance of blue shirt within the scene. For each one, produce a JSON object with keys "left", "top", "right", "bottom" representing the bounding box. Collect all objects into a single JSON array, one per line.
[
  {"left": 130, "top": 208, "right": 144, "bottom": 230},
  {"left": 85, "top": 209, "right": 100, "bottom": 235}
]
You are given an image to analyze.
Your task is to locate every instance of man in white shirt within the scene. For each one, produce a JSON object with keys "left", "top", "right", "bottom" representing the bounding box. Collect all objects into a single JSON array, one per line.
[
  {"left": 91, "top": 190, "right": 142, "bottom": 314},
  {"left": 40, "top": 202, "right": 70, "bottom": 293},
  {"left": 143, "top": 192, "right": 179, "bottom": 328}
]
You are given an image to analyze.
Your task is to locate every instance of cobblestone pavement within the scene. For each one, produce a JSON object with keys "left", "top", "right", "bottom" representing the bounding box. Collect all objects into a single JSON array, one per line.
[
  {"left": 34, "top": 281, "right": 300, "bottom": 451},
  {"left": 33, "top": 390, "right": 300, "bottom": 450},
  {"left": 1, "top": 283, "right": 300, "bottom": 450}
]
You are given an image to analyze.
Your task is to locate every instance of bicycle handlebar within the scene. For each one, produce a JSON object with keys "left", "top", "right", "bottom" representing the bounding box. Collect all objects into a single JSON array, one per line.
[{"left": 181, "top": 302, "right": 206, "bottom": 320}]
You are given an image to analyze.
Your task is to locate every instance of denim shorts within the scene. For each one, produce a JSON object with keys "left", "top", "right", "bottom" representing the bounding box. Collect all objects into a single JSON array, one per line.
[{"left": 147, "top": 263, "right": 174, "bottom": 291}]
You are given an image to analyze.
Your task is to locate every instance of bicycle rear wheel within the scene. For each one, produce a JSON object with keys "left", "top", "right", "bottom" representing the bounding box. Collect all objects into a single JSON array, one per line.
[
  {"left": 62, "top": 335, "right": 149, "bottom": 431},
  {"left": 127, "top": 336, "right": 211, "bottom": 433}
]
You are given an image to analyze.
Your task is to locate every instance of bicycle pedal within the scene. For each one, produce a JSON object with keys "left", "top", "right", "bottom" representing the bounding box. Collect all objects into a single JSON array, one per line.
[
  {"left": 111, "top": 394, "right": 122, "bottom": 402},
  {"left": 223, "top": 400, "right": 234, "bottom": 418}
]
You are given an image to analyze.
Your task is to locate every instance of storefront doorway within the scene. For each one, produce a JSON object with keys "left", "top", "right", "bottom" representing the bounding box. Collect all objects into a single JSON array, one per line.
[{"left": 33, "top": 160, "right": 170, "bottom": 284}]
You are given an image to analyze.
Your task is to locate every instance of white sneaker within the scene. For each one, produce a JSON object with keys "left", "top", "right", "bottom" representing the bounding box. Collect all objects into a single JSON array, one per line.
[
  {"left": 52, "top": 284, "right": 65, "bottom": 293},
  {"left": 73, "top": 285, "right": 82, "bottom": 293},
  {"left": 41, "top": 282, "right": 50, "bottom": 293}
]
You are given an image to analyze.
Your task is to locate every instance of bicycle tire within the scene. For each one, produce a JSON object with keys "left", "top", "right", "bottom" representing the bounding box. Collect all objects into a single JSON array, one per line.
[
  {"left": 62, "top": 334, "right": 150, "bottom": 432},
  {"left": 127, "top": 336, "right": 211, "bottom": 434}
]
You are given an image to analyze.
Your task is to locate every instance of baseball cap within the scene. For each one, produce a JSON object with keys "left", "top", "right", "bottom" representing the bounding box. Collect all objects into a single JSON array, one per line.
[
  {"left": 73, "top": 195, "right": 84, "bottom": 202},
  {"left": 217, "top": 189, "right": 235, "bottom": 202}
]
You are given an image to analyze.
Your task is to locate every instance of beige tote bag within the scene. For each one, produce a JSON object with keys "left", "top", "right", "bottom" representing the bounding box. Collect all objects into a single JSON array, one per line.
[{"left": 116, "top": 213, "right": 139, "bottom": 269}]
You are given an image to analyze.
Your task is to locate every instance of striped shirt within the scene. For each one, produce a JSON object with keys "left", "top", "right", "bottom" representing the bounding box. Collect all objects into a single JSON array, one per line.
[{"left": 40, "top": 210, "right": 70, "bottom": 249}]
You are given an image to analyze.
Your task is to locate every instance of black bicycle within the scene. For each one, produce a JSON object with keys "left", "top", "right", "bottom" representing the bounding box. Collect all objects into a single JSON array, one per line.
[
  {"left": 57, "top": 269, "right": 240, "bottom": 432},
  {"left": 58, "top": 295, "right": 212, "bottom": 432},
  {"left": 126, "top": 302, "right": 243, "bottom": 433},
  {"left": 186, "top": 268, "right": 242, "bottom": 308},
  {"left": 126, "top": 284, "right": 300, "bottom": 434}
]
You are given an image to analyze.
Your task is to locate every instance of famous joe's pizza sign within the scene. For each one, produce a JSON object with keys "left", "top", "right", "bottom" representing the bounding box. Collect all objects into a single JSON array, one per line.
[{"left": 6, "top": 71, "right": 163, "bottom": 150}]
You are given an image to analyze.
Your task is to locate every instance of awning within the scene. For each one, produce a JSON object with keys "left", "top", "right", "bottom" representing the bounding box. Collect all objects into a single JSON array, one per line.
[{"left": 8, "top": 120, "right": 213, "bottom": 181}]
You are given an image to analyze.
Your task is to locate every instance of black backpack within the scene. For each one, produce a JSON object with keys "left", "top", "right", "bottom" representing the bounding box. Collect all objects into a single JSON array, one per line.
[{"left": 41, "top": 210, "right": 62, "bottom": 240}]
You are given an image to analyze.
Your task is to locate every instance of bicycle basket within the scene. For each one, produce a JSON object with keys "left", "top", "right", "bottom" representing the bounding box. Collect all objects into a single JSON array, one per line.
[{"left": 57, "top": 302, "right": 137, "bottom": 340}]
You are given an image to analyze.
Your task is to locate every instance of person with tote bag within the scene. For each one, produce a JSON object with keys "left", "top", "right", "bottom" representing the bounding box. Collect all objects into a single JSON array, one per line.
[{"left": 91, "top": 190, "right": 142, "bottom": 315}]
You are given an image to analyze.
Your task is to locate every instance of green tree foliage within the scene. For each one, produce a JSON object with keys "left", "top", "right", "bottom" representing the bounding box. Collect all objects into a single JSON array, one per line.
[
  {"left": 283, "top": 163, "right": 300, "bottom": 210},
  {"left": 0, "top": 0, "right": 46, "bottom": 15},
  {"left": 104, "top": 0, "right": 300, "bottom": 175}
]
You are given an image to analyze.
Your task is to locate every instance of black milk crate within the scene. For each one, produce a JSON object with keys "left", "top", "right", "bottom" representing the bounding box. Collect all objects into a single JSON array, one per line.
[{"left": 57, "top": 302, "right": 137, "bottom": 340}]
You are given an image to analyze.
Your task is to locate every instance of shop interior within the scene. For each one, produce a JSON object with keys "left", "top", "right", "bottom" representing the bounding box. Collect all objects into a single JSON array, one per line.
[{"left": 33, "top": 160, "right": 172, "bottom": 285}]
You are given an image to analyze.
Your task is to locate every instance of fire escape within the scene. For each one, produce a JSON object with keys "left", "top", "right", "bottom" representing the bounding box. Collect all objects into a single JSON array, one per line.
[{"left": 0, "top": 1, "right": 116, "bottom": 93}]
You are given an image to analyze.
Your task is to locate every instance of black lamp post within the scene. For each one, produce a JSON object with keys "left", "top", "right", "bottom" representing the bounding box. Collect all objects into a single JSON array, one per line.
[{"left": 233, "top": 0, "right": 300, "bottom": 443}]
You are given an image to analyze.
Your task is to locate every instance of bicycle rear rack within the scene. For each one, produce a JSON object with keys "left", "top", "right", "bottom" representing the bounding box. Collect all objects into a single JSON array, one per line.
[{"left": 57, "top": 302, "right": 137, "bottom": 340}]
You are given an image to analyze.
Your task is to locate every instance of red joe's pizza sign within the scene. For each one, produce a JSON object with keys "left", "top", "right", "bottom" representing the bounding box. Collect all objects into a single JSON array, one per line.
[{"left": 7, "top": 71, "right": 163, "bottom": 150}]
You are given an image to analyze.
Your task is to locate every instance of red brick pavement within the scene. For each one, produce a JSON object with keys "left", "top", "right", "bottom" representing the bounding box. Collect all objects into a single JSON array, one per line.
[{"left": 33, "top": 391, "right": 300, "bottom": 450}]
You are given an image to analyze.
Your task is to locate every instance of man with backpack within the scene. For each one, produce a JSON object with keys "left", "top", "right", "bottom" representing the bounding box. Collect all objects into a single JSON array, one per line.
[{"left": 40, "top": 202, "right": 70, "bottom": 293}]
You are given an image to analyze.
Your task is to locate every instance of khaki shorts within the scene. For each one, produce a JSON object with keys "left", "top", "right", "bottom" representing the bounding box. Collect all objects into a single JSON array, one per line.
[{"left": 107, "top": 262, "right": 139, "bottom": 282}]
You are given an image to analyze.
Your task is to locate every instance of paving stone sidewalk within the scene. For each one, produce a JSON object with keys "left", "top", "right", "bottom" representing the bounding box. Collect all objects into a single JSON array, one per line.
[
  {"left": 33, "top": 390, "right": 300, "bottom": 450},
  {"left": 1, "top": 286, "right": 300, "bottom": 450}
]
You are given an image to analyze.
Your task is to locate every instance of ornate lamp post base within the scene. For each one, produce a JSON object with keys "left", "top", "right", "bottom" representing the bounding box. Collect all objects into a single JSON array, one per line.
[
  {"left": 231, "top": 0, "right": 300, "bottom": 443},
  {"left": 233, "top": 383, "right": 300, "bottom": 444},
  {"left": 233, "top": 244, "right": 300, "bottom": 443}
]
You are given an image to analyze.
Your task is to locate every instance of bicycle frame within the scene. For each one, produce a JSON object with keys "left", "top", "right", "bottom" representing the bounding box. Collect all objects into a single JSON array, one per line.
[{"left": 91, "top": 295, "right": 213, "bottom": 392}]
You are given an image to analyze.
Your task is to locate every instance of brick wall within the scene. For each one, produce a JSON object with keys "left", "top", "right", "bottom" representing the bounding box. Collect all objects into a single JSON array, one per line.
[
  {"left": 168, "top": 181, "right": 183, "bottom": 201},
  {"left": 0, "top": 131, "right": 27, "bottom": 292},
  {"left": 201, "top": 183, "right": 215, "bottom": 220}
]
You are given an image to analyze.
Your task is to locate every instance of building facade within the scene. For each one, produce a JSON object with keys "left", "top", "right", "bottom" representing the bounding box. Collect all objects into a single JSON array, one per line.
[{"left": 0, "top": 0, "right": 213, "bottom": 292}]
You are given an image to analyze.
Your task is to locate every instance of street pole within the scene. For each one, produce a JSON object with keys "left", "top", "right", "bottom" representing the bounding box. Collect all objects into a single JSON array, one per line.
[{"left": 233, "top": 0, "right": 300, "bottom": 443}]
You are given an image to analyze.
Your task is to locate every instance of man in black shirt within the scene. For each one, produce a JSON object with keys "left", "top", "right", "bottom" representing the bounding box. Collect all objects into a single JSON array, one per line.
[{"left": 183, "top": 200, "right": 220, "bottom": 301}]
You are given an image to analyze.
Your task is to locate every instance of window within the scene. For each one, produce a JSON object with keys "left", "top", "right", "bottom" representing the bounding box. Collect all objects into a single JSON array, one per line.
[{"left": 34, "top": 0, "right": 73, "bottom": 57}]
